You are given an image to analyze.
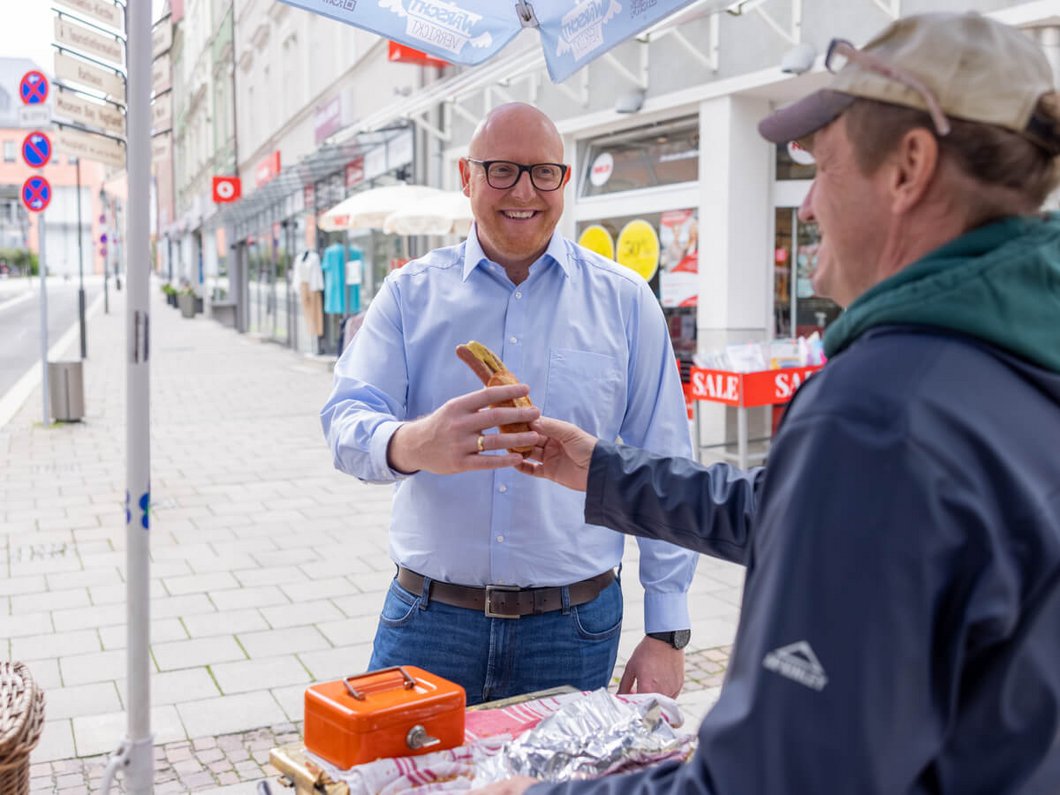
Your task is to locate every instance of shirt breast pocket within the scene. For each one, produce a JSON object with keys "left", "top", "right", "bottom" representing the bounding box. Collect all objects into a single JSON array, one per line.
[{"left": 544, "top": 348, "right": 624, "bottom": 438}]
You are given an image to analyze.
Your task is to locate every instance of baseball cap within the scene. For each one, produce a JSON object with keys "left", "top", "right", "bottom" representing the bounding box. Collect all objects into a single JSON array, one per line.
[{"left": 758, "top": 12, "right": 1059, "bottom": 154}]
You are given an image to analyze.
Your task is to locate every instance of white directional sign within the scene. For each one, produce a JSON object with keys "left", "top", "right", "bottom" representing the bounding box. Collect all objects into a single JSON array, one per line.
[
  {"left": 151, "top": 132, "right": 172, "bottom": 162},
  {"left": 57, "top": 127, "right": 125, "bottom": 169},
  {"left": 54, "top": 87, "right": 125, "bottom": 137},
  {"left": 55, "top": 16, "right": 125, "bottom": 66},
  {"left": 151, "top": 53, "right": 171, "bottom": 97},
  {"left": 151, "top": 93, "right": 172, "bottom": 134},
  {"left": 54, "top": 0, "right": 122, "bottom": 31},
  {"left": 54, "top": 51, "right": 125, "bottom": 102},
  {"left": 152, "top": 20, "right": 172, "bottom": 59},
  {"left": 18, "top": 105, "right": 53, "bottom": 128}
]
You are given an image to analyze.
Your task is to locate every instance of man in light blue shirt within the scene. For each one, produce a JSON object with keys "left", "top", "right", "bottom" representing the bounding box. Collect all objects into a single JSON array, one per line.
[{"left": 321, "top": 102, "right": 697, "bottom": 704}]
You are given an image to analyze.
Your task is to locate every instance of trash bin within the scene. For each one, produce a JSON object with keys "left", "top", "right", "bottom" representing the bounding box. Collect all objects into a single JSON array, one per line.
[
  {"left": 48, "top": 360, "right": 85, "bottom": 422},
  {"left": 0, "top": 662, "right": 46, "bottom": 795}
]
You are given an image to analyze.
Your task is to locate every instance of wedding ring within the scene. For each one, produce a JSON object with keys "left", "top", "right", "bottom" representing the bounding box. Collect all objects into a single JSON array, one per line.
[{"left": 476, "top": 434, "right": 486, "bottom": 453}]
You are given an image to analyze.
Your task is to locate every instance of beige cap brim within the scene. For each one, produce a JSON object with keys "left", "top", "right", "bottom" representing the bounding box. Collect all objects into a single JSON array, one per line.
[{"left": 758, "top": 89, "right": 859, "bottom": 143}]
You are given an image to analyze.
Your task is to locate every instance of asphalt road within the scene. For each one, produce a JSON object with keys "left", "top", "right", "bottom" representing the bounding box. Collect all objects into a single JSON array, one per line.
[{"left": 0, "top": 277, "right": 103, "bottom": 398}]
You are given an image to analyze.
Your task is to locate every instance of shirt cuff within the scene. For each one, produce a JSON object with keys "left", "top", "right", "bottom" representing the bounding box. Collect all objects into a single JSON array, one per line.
[
  {"left": 642, "top": 591, "right": 692, "bottom": 634},
  {"left": 370, "top": 420, "right": 416, "bottom": 481}
]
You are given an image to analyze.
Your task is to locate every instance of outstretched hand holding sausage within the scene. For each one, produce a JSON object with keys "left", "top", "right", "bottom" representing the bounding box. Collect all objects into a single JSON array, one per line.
[
  {"left": 387, "top": 383, "right": 543, "bottom": 475},
  {"left": 515, "top": 416, "right": 599, "bottom": 492}
]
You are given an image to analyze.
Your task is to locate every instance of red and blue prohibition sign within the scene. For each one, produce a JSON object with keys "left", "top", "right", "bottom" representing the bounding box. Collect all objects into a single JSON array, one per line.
[
  {"left": 22, "top": 132, "right": 52, "bottom": 168},
  {"left": 19, "top": 70, "right": 49, "bottom": 105},
  {"left": 22, "top": 175, "right": 51, "bottom": 213}
]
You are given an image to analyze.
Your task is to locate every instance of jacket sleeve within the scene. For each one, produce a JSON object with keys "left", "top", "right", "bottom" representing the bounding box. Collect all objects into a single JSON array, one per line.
[
  {"left": 613, "top": 284, "right": 703, "bottom": 631},
  {"left": 538, "top": 405, "right": 971, "bottom": 795},
  {"left": 585, "top": 441, "right": 764, "bottom": 566},
  {"left": 320, "top": 279, "right": 412, "bottom": 484}
]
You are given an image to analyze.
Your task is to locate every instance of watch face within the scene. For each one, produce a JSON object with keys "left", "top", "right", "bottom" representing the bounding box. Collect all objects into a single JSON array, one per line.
[{"left": 672, "top": 629, "right": 691, "bottom": 650}]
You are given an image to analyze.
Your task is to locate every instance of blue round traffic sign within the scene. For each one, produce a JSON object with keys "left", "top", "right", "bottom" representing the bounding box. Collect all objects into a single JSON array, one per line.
[
  {"left": 21, "top": 131, "right": 52, "bottom": 168},
  {"left": 19, "top": 71, "right": 49, "bottom": 105},
  {"left": 22, "top": 175, "right": 52, "bottom": 213}
]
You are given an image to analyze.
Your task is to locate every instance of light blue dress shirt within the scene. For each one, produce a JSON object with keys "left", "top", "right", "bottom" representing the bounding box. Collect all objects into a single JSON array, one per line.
[{"left": 321, "top": 228, "right": 698, "bottom": 631}]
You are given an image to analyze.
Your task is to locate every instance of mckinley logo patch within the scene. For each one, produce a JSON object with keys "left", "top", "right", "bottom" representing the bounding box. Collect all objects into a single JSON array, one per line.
[{"left": 763, "top": 641, "right": 828, "bottom": 691}]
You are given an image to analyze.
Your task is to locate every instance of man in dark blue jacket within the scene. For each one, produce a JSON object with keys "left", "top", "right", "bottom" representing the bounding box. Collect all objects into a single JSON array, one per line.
[{"left": 474, "top": 11, "right": 1060, "bottom": 795}]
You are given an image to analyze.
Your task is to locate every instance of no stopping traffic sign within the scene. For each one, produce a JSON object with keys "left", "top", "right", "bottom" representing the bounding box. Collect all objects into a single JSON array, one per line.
[{"left": 22, "top": 175, "right": 52, "bottom": 213}]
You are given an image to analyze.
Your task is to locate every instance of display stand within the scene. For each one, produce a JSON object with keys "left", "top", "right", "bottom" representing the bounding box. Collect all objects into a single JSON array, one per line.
[{"left": 689, "top": 365, "right": 823, "bottom": 468}]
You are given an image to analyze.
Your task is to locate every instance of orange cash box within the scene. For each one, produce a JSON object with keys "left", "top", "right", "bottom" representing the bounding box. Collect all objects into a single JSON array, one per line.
[{"left": 304, "top": 666, "right": 466, "bottom": 770}]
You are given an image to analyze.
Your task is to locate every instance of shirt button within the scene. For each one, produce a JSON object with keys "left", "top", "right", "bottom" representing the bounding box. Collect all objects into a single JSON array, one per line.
[
  {"left": 509, "top": 336, "right": 518, "bottom": 344},
  {"left": 498, "top": 484, "right": 507, "bottom": 493},
  {"left": 514, "top": 291, "right": 523, "bottom": 299},
  {"left": 496, "top": 535, "right": 505, "bottom": 543}
]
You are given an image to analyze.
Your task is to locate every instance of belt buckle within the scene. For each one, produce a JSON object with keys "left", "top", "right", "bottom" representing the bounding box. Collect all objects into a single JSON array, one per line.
[{"left": 484, "top": 585, "right": 521, "bottom": 619}]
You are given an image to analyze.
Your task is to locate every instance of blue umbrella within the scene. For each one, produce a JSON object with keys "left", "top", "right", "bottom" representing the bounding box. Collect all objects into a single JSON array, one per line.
[{"left": 279, "top": 0, "right": 727, "bottom": 82}]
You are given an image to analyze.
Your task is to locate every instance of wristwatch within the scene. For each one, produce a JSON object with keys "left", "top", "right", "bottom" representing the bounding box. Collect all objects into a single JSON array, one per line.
[{"left": 646, "top": 630, "right": 691, "bottom": 650}]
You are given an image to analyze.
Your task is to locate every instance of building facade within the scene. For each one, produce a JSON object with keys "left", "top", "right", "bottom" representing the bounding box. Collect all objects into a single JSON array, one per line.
[{"left": 158, "top": 0, "right": 1059, "bottom": 456}]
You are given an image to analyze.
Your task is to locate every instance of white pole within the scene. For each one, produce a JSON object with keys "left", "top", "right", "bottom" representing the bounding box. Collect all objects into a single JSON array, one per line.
[
  {"left": 39, "top": 214, "right": 49, "bottom": 425},
  {"left": 103, "top": 0, "right": 155, "bottom": 791}
]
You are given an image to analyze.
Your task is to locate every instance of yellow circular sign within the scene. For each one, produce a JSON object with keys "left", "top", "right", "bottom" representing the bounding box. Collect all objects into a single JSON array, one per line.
[
  {"left": 578, "top": 224, "right": 615, "bottom": 260},
  {"left": 616, "top": 220, "right": 660, "bottom": 281}
]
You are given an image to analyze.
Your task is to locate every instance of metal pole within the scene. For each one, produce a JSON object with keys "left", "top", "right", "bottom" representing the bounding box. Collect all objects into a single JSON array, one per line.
[
  {"left": 39, "top": 215, "right": 49, "bottom": 426},
  {"left": 105, "top": 0, "right": 154, "bottom": 790},
  {"left": 102, "top": 192, "right": 110, "bottom": 315},
  {"left": 76, "top": 158, "right": 87, "bottom": 358}
]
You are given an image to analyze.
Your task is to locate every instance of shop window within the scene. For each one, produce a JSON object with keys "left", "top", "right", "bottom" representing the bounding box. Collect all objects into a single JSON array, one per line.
[
  {"left": 577, "top": 209, "right": 698, "bottom": 377},
  {"left": 579, "top": 116, "right": 699, "bottom": 197},
  {"left": 773, "top": 207, "right": 840, "bottom": 338}
]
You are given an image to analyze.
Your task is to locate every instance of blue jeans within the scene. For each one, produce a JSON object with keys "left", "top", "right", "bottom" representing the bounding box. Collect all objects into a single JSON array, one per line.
[{"left": 368, "top": 575, "right": 623, "bottom": 705}]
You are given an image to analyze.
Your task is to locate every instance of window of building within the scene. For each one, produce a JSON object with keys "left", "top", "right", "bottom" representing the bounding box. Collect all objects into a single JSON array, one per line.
[
  {"left": 579, "top": 116, "right": 699, "bottom": 197},
  {"left": 3, "top": 141, "right": 15, "bottom": 162},
  {"left": 775, "top": 140, "right": 816, "bottom": 181},
  {"left": 773, "top": 207, "right": 839, "bottom": 338}
]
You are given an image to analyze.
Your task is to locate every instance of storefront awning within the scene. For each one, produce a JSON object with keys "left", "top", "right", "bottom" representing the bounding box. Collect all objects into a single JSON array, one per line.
[{"left": 216, "top": 125, "right": 410, "bottom": 233}]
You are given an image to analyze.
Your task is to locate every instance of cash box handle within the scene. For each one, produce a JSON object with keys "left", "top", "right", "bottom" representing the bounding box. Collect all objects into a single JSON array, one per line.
[{"left": 342, "top": 666, "right": 417, "bottom": 701}]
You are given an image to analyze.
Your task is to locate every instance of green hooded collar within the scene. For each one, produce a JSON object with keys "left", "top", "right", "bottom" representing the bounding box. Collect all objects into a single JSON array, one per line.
[{"left": 823, "top": 213, "right": 1060, "bottom": 373}]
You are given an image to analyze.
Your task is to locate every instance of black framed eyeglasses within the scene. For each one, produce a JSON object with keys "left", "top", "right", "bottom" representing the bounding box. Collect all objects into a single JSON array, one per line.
[
  {"left": 466, "top": 159, "right": 569, "bottom": 192},
  {"left": 825, "top": 38, "right": 951, "bottom": 136}
]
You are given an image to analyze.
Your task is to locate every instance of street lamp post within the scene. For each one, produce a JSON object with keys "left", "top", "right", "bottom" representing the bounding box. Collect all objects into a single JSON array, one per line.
[{"left": 76, "top": 157, "right": 87, "bottom": 358}]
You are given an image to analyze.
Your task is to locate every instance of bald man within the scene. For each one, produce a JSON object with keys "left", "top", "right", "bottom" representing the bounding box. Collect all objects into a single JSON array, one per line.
[{"left": 322, "top": 103, "right": 697, "bottom": 705}]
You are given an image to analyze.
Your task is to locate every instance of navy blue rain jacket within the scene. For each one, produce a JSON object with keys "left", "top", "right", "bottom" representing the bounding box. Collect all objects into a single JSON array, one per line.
[{"left": 532, "top": 327, "right": 1060, "bottom": 794}]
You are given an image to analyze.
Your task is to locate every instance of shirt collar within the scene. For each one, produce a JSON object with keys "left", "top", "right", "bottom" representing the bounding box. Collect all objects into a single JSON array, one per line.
[{"left": 462, "top": 224, "right": 572, "bottom": 282}]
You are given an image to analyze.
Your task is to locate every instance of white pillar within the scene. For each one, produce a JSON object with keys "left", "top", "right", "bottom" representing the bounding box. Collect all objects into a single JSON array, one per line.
[{"left": 696, "top": 94, "right": 774, "bottom": 461}]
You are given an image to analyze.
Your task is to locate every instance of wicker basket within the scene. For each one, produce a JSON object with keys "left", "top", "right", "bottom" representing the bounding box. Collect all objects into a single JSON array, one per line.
[{"left": 0, "top": 662, "right": 46, "bottom": 795}]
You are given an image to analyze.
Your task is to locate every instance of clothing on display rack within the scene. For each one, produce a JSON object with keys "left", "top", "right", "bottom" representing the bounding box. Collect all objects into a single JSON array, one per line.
[
  {"left": 346, "top": 246, "right": 364, "bottom": 315},
  {"left": 295, "top": 249, "right": 325, "bottom": 339},
  {"left": 322, "top": 242, "right": 348, "bottom": 315}
]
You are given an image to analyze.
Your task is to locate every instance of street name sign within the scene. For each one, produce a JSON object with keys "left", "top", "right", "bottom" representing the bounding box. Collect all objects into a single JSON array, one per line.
[
  {"left": 22, "top": 175, "right": 52, "bottom": 213},
  {"left": 57, "top": 127, "right": 126, "bottom": 169},
  {"left": 21, "top": 132, "right": 53, "bottom": 168},
  {"left": 151, "top": 131, "right": 171, "bottom": 161},
  {"left": 19, "top": 71, "right": 50, "bottom": 104},
  {"left": 151, "top": 93, "right": 172, "bottom": 134},
  {"left": 55, "top": 87, "right": 126, "bottom": 137},
  {"left": 54, "top": 51, "right": 126, "bottom": 103},
  {"left": 55, "top": 16, "right": 125, "bottom": 66},
  {"left": 152, "top": 20, "right": 172, "bottom": 59},
  {"left": 54, "top": 0, "right": 122, "bottom": 31},
  {"left": 151, "top": 53, "right": 172, "bottom": 96}
]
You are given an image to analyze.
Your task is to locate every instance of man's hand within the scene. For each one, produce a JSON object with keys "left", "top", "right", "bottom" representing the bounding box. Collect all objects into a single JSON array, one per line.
[
  {"left": 387, "top": 384, "right": 543, "bottom": 475},
  {"left": 515, "top": 416, "right": 598, "bottom": 492},
  {"left": 617, "top": 636, "right": 685, "bottom": 698},
  {"left": 469, "top": 777, "right": 538, "bottom": 794}
]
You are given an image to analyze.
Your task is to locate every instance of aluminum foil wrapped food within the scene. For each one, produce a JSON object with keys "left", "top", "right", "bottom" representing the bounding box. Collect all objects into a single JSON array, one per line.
[{"left": 473, "top": 689, "right": 695, "bottom": 784}]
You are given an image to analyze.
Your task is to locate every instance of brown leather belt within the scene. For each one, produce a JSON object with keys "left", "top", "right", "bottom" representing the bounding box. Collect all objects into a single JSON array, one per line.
[{"left": 396, "top": 566, "right": 615, "bottom": 619}]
